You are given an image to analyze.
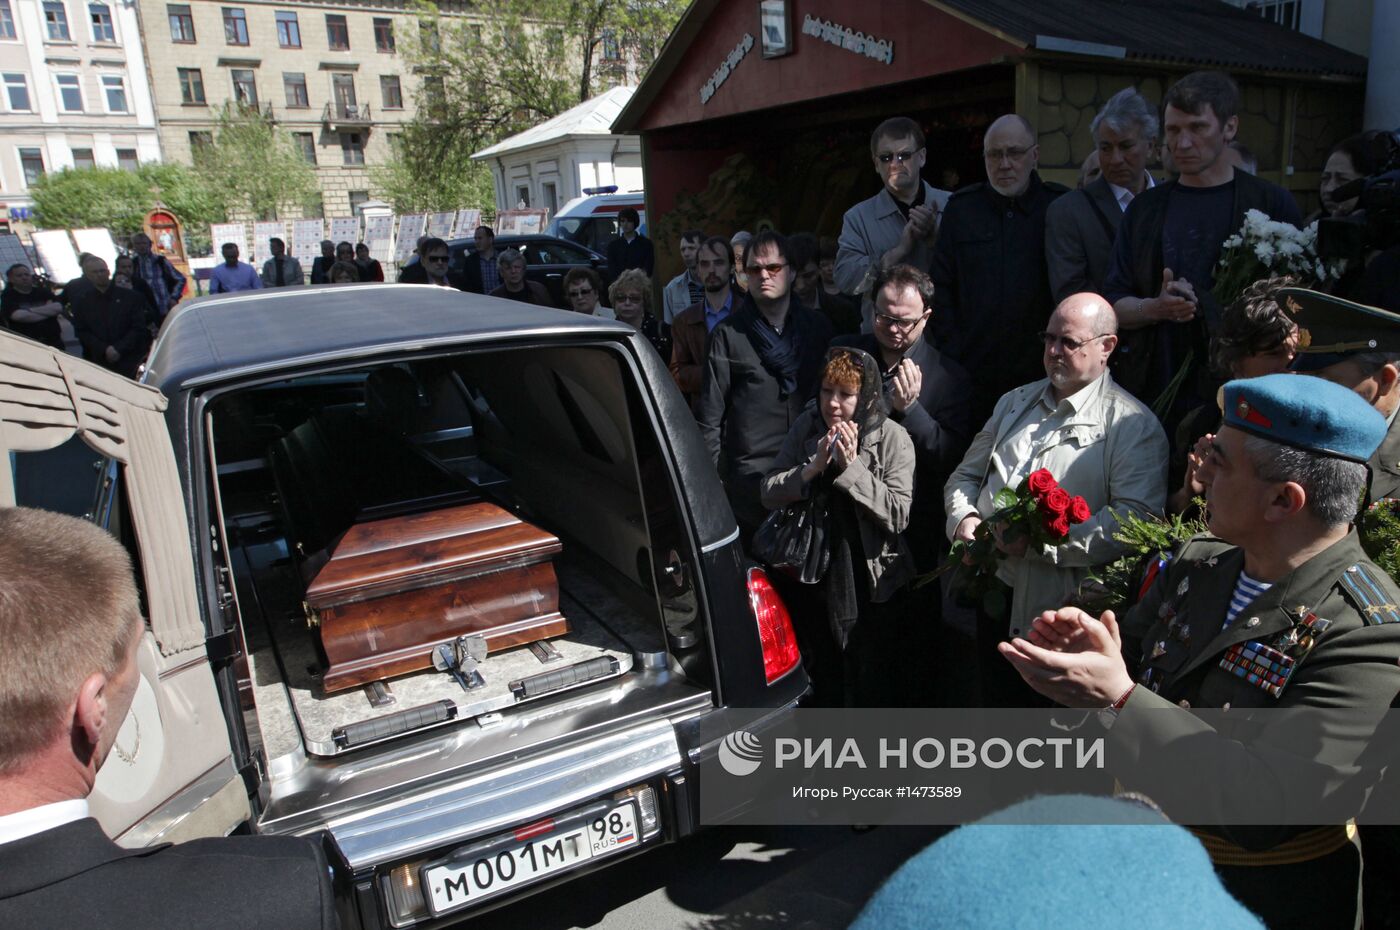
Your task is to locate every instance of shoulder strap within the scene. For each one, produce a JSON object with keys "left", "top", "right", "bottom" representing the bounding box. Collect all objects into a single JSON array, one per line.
[{"left": 1339, "top": 562, "right": 1400, "bottom": 625}]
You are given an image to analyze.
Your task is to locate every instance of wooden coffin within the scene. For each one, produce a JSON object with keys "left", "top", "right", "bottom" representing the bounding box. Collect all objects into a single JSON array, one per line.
[{"left": 304, "top": 502, "right": 568, "bottom": 693}]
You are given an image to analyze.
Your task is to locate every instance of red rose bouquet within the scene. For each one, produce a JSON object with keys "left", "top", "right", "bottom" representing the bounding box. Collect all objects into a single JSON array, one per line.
[{"left": 918, "top": 468, "right": 1092, "bottom": 615}]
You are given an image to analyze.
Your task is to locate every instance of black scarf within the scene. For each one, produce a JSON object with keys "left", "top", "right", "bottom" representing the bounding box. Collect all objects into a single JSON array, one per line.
[{"left": 747, "top": 298, "right": 806, "bottom": 397}]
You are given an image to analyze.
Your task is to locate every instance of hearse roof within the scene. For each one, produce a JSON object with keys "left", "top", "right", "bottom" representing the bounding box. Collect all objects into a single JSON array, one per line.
[{"left": 144, "top": 284, "right": 633, "bottom": 395}]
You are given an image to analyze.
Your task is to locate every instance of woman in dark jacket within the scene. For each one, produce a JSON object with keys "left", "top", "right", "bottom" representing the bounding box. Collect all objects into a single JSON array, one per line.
[{"left": 760, "top": 346, "right": 915, "bottom": 706}]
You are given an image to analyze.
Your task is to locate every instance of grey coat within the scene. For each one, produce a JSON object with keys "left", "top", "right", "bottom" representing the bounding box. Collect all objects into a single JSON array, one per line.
[
  {"left": 760, "top": 405, "right": 916, "bottom": 603},
  {"left": 1044, "top": 176, "right": 1124, "bottom": 304},
  {"left": 835, "top": 181, "right": 951, "bottom": 332}
]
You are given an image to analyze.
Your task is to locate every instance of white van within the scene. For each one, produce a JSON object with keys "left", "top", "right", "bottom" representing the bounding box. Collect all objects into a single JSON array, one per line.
[{"left": 547, "top": 188, "right": 647, "bottom": 254}]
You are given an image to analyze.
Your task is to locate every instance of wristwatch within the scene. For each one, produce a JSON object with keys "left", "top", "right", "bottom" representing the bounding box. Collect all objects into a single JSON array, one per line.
[{"left": 1097, "top": 684, "right": 1136, "bottom": 730}]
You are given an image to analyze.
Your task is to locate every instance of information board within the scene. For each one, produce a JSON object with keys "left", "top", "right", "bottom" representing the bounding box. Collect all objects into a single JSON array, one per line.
[
  {"left": 395, "top": 214, "right": 427, "bottom": 263},
  {"left": 496, "top": 209, "right": 549, "bottom": 236},
  {"left": 209, "top": 223, "right": 248, "bottom": 255},
  {"left": 0, "top": 233, "right": 33, "bottom": 272},
  {"left": 426, "top": 212, "right": 455, "bottom": 239},
  {"left": 71, "top": 228, "right": 119, "bottom": 269},
  {"left": 292, "top": 219, "right": 324, "bottom": 261},
  {"left": 32, "top": 231, "right": 81, "bottom": 285},
  {"left": 364, "top": 214, "right": 395, "bottom": 263},
  {"left": 452, "top": 209, "right": 483, "bottom": 239},
  {"left": 252, "top": 221, "right": 286, "bottom": 264},
  {"left": 329, "top": 216, "right": 360, "bottom": 245}
]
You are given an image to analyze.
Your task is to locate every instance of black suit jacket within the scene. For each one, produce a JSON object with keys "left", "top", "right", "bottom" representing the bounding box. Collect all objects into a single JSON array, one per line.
[
  {"left": 69, "top": 286, "right": 152, "bottom": 379},
  {"left": 1044, "top": 175, "right": 1125, "bottom": 303},
  {"left": 310, "top": 256, "right": 334, "bottom": 285},
  {"left": 831, "top": 332, "right": 974, "bottom": 571},
  {"left": 0, "top": 818, "right": 338, "bottom": 929}
]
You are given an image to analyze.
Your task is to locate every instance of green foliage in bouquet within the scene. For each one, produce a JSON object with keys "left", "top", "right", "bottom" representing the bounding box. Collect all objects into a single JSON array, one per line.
[
  {"left": 1072, "top": 503, "right": 1209, "bottom": 616},
  {"left": 1360, "top": 500, "right": 1400, "bottom": 585}
]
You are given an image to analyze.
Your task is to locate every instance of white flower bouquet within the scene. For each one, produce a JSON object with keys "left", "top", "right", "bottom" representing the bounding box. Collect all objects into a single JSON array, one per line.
[{"left": 1213, "top": 209, "right": 1345, "bottom": 307}]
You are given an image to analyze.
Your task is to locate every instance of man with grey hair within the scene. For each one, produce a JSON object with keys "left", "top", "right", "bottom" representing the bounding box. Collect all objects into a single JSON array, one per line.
[
  {"left": 488, "top": 247, "right": 550, "bottom": 305},
  {"left": 0, "top": 508, "right": 338, "bottom": 928},
  {"left": 932, "top": 114, "right": 1068, "bottom": 423},
  {"left": 945, "top": 292, "right": 1167, "bottom": 705},
  {"left": 1046, "top": 87, "right": 1159, "bottom": 303},
  {"left": 1000, "top": 373, "right": 1400, "bottom": 929}
]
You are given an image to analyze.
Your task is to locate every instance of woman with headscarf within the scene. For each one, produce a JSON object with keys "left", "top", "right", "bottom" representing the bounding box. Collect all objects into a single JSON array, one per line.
[{"left": 760, "top": 346, "right": 915, "bottom": 707}]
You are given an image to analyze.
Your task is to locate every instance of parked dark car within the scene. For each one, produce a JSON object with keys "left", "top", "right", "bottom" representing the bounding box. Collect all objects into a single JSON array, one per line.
[{"left": 447, "top": 234, "right": 611, "bottom": 307}]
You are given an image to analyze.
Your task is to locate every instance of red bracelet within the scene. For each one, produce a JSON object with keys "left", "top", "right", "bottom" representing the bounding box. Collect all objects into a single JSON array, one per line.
[{"left": 1111, "top": 684, "right": 1136, "bottom": 711}]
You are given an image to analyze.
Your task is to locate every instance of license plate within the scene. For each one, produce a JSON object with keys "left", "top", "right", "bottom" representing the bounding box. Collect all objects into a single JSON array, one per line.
[{"left": 423, "top": 800, "right": 640, "bottom": 916}]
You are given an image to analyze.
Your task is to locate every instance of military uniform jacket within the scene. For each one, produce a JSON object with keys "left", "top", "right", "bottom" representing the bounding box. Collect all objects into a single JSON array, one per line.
[
  {"left": 1112, "top": 532, "right": 1400, "bottom": 843},
  {"left": 1370, "top": 413, "right": 1400, "bottom": 502}
]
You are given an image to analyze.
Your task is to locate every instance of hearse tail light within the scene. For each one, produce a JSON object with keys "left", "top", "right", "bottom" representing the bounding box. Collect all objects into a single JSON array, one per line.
[
  {"left": 612, "top": 783, "right": 660, "bottom": 836},
  {"left": 747, "top": 568, "right": 801, "bottom": 684}
]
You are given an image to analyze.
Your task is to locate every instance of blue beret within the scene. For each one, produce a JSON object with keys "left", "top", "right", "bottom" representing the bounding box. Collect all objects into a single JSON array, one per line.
[
  {"left": 1222, "top": 373, "right": 1385, "bottom": 463},
  {"left": 849, "top": 795, "right": 1263, "bottom": 930},
  {"left": 1281, "top": 287, "right": 1400, "bottom": 374}
]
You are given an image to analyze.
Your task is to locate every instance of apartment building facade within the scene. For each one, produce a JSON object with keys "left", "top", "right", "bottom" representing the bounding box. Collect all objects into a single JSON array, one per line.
[
  {"left": 0, "top": 0, "right": 161, "bottom": 223},
  {"left": 137, "top": 0, "right": 457, "bottom": 217}
]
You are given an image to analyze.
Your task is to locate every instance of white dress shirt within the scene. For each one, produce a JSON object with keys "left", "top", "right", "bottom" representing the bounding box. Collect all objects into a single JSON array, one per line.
[
  {"left": 1107, "top": 171, "right": 1157, "bottom": 212},
  {"left": 0, "top": 798, "right": 89, "bottom": 845}
]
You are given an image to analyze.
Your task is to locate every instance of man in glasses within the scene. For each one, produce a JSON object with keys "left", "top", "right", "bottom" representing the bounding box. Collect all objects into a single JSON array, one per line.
[
  {"left": 835, "top": 117, "right": 951, "bottom": 332},
  {"left": 832, "top": 264, "right": 972, "bottom": 575},
  {"left": 932, "top": 113, "right": 1066, "bottom": 425},
  {"left": 415, "top": 237, "right": 467, "bottom": 291},
  {"left": 944, "top": 292, "right": 1167, "bottom": 706},
  {"left": 697, "top": 230, "right": 833, "bottom": 539}
]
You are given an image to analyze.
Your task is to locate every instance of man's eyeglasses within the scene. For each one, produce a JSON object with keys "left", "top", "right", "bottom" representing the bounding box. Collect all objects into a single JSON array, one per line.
[
  {"left": 874, "top": 311, "right": 927, "bottom": 332},
  {"left": 877, "top": 149, "right": 921, "bottom": 165},
  {"left": 746, "top": 262, "right": 787, "bottom": 278},
  {"left": 567, "top": 287, "right": 594, "bottom": 299},
  {"left": 425, "top": 254, "right": 449, "bottom": 263},
  {"left": 985, "top": 146, "right": 1033, "bottom": 163},
  {"left": 1038, "top": 331, "right": 1109, "bottom": 353}
]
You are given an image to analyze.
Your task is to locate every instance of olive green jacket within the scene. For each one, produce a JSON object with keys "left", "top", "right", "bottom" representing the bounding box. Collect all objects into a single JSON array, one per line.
[
  {"left": 1370, "top": 413, "right": 1400, "bottom": 502},
  {"left": 1110, "top": 532, "right": 1400, "bottom": 847}
]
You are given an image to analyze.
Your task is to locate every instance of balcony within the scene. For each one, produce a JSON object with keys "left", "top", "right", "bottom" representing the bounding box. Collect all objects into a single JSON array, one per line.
[{"left": 323, "top": 101, "right": 372, "bottom": 130}]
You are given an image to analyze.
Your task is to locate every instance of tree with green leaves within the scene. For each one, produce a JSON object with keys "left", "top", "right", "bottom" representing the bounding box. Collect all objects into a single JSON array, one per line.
[
  {"left": 29, "top": 162, "right": 227, "bottom": 252},
  {"left": 374, "top": 0, "right": 687, "bottom": 214},
  {"left": 195, "top": 103, "right": 321, "bottom": 221}
]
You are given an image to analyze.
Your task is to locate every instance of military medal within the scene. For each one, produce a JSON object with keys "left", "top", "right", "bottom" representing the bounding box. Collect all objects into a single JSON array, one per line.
[
  {"left": 1150, "top": 640, "right": 1168, "bottom": 659},
  {"left": 1219, "top": 640, "right": 1297, "bottom": 698}
]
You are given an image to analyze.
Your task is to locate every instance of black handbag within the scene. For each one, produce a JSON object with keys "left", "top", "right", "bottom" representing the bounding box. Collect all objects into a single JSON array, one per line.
[{"left": 752, "top": 489, "right": 831, "bottom": 584}]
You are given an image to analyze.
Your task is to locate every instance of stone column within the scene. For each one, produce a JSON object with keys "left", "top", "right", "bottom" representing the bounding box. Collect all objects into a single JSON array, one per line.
[{"left": 1364, "top": 0, "right": 1400, "bottom": 130}]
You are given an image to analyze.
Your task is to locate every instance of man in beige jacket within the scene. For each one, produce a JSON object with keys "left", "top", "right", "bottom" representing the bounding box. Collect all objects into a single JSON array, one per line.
[{"left": 944, "top": 293, "right": 1167, "bottom": 705}]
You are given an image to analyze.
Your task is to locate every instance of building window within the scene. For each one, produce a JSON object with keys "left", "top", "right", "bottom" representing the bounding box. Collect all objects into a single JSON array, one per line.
[
  {"left": 602, "top": 29, "right": 620, "bottom": 61},
  {"left": 379, "top": 75, "right": 402, "bottom": 109},
  {"left": 55, "top": 73, "right": 82, "bottom": 111},
  {"left": 72, "top": 147, "right": 94, "bottom": 169},
  {"left": 230, "top": 68, "right": 256, "bottom": 106},
  {"left": 116, "top": 147, "right": 137, "bottom": 170},
  {"left": 101, "top": 74, "right": 127, "bottom": 112},
  {"left": 0, "top": 1, "right": 15, "bottom": 39},
  {"left": 177, "top": 67, "right": 204, "bottom": 104},
  {"left": 349, "top": 190, "right": 369, "bottom": 215},
  {"left": 339, "top": 132, "right": 363, "bottom": 166},
  {"left": 325, "top": 13, "right": 348, "bottom": 50},
  {"left": 3, "top": 73, "right": 30, "bottom": 111},
  {"left": 167, "top": 3, "right": 194, "bottom": 42},
  {"left": 88, "top": 2, "right": 113, "bottom": 41},
  {"left": 292, "top": 131, "right": 315, "bottom": 164},
  {"left": 283, "top": 72, "right": 307, "bottom": 108},
  {"left": 189, "top": 130, "right": 212, "bottom": 157},
  {"left": 542, "top": 181, "right": 557, "bottom": 214},
  {"left": 43, "top": 1, "right": 70, "bottom": 40},
  {"left": 1254, "top": 0, "right": 1301, "bottom": 30},
  {"left": 330, "top": 72, "right": 356, "bottom": 116},
  {"left": 19, "top": 147, "right": 44, "bottom": 186},
  {"left": 419, "top": 19, "right": 439, "bottom": 52},
  {"left": 275, "top": 10, "right": 299, "bottom": 48},
  {"left": 222, "top": 7, "right": 247, "bottom": 45},
  {"left": 373, "top": 17, "right": 393, "bottom": 52},
  {"left": 385, "top": 131, "right": 402, "bottom": 154}
]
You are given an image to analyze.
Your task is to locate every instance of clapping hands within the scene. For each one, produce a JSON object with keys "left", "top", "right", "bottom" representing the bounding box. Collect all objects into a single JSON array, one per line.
[{"left": 997, "top": 607, "right": 1136, "bottom": 708}]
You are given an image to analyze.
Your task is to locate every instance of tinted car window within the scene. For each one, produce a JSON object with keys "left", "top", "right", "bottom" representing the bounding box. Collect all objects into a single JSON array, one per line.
[{"left": 528, "top": 240, "right": 595, "bottom": 266}]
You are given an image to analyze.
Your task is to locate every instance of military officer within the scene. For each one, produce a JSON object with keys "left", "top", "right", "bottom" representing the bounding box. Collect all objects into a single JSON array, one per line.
[
  {"left": 1001, "top": 374, "right": 1400, "bottom": 930},
  {"left": 1282, "top": 287, "right": 1400, "bottom": 501}
]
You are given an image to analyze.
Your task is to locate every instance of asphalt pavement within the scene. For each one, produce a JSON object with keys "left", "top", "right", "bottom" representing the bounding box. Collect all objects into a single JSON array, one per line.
[{"left": 465, "top": 824, "right": 949, "bottom": 930}]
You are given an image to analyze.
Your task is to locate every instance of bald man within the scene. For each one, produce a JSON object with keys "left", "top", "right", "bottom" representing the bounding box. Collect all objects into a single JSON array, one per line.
[
  {"left": 944, "top": 292, "right": 1168, "bottom": 705},
  {"left": 931, "top": 114, "right": 1069, "bottom": 423}
]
